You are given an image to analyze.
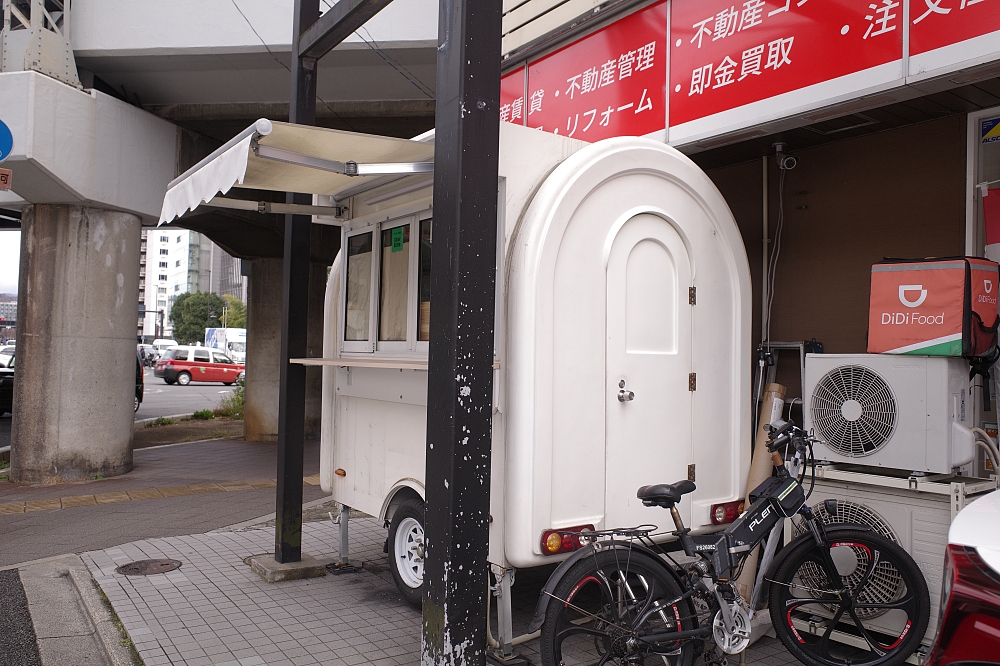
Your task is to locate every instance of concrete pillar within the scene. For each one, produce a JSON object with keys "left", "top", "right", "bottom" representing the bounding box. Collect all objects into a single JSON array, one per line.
[
  {"left": 304, "top": 262, "right": 327, "bottom": 440},
  {"left": 11, "top": 205, "right": 141, "bottom": 483},
  {"left": 244, "top": 258, "right": 282, "bottom": 442}
]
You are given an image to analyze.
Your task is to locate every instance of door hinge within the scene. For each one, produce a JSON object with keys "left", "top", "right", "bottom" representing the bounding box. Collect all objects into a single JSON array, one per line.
[
  {"left": 689, "top": 286, "right": 696, "bottom": 305},
  {"left": 688, "top": 373, "right": 696, "bottom": 391},
  {"left": 688, "top": 464, "right": 696, "bottom": 482}
]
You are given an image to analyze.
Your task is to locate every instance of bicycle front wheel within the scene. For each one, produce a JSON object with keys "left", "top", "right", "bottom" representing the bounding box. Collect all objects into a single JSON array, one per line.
[
  {"left": 768, "top": 529, "right": 929, "bottom": 666},
  {"left": 539, "top": 549, "right": 696, "bottom": 666}
]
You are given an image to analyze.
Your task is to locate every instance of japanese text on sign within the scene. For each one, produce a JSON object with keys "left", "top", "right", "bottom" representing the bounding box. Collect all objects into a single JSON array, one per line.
[
  {"left": 513, "top": 1, "right": 666, "bottom": 142},
  {"left": 670, "top": 0, "right": 903, "bottom": 128}
]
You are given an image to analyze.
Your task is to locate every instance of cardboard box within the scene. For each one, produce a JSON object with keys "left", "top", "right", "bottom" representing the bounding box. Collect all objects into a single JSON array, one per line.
[{"left": 868, "top": 257, "right": 999, "bottom": 356}]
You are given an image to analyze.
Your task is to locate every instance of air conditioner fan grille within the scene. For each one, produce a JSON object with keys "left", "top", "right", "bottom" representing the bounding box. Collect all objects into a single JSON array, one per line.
[
  {"left": 811, "top": 365, "right": 896, "bottom": 456},
  {"left": 793, "top": 501, "right": 902, "bottom": 620}
]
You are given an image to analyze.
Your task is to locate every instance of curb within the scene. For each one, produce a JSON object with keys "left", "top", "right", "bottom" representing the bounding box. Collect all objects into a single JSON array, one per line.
[
  {"left": 68, "top": 562, "right": 143, "bottom": 666},
  {"left": 133, "top": 412, "right": 194, "bottom": 427},
  {"left": 216, "top": 494, "right": 337, "bottom": 531}
]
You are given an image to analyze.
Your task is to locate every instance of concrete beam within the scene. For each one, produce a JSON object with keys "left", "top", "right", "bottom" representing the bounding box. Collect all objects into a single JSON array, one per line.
[
  {"left": 146, "top": 100, "right": 435, "bottom": 122},
  {"left": 0, "top": 71, "right": 178, "bottom": 222}
]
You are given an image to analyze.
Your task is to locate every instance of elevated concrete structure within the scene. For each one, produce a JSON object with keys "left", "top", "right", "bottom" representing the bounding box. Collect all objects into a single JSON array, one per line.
[
  {"left": 0, "top": 71, "right": 177, "bottom": 220},
  {"left": 11, "top": 204, "right": 141, "bottom": 483}
]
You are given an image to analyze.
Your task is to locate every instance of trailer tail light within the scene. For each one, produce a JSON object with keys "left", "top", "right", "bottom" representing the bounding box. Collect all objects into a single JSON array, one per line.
[
  {"left": 711, "top": 500, "right": 745, "bottom": 525},
  {"left": 926, "top": 544, "right": 1000, "bottom": 666},
  {"left": 541, "top": 525, "right": 595, "bottom": 556}
]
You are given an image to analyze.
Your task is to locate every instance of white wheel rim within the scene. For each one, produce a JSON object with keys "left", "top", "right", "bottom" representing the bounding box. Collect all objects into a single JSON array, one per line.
[{"left": 394, "top": 516, "right": 424, "bottom": 589}]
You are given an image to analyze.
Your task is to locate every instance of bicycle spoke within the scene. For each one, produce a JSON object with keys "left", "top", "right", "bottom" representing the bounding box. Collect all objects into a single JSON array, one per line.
[
  {"left": 846, "top": 607, "right": 888, "bottom": 658},
  {"left": 818, "top": 606, "right": 847, "bottom": 657},
  {"left": 555, "top": 624, "right": 613, "bottom": 642}
]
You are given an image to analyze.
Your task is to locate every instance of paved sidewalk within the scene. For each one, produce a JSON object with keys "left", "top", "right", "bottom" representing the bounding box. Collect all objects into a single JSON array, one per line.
[
  {"left": 83, "top": 517, "right": 799, "bottom": 666},
  {"left": 0, "top": 439, "right": 325, "bottom": 567}
]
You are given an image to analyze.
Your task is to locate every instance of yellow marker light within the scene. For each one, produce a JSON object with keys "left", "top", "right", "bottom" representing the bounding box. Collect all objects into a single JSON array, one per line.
[{"left": 545, "top": 532, "right": 563, "bottom": 554}]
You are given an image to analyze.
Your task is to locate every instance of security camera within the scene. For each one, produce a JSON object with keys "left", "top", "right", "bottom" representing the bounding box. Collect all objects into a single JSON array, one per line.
[
  {"left": 773, "top": 142, "right": 798, "bottom": 170},
  {"left": 778, "top": 155, "right": 798, "bottom": 170}
]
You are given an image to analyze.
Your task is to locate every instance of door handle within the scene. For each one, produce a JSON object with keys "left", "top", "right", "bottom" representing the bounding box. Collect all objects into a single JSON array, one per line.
[{"left": 617, "top": 379, "right": 634, "bottom": 402}]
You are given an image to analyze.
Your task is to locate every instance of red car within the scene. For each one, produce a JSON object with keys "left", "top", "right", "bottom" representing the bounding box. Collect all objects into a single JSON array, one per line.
[
  {"left": 154, "top": 346, "right": 245, "bottom": 386},
  {"left": 925, "top": 488, "right": 1000, "bottom": 666}
]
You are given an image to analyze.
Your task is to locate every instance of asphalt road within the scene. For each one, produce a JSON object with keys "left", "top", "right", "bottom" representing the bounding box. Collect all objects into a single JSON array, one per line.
[
  {"left": 0, "top": 370, "right": 236, "bottom": 448},
  {"left": 136, "top": 367, "right": 236, "bottom": 420}
]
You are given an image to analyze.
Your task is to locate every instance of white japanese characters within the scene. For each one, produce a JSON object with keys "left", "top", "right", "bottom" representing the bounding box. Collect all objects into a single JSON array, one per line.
[
  {"left": 689, "top": 36, "right": 793, "bottom": 96},
  {"left": 913, "top": 0, "right": 986, "bottom": 25},
  {"left": 690, "top": 0, "right": 808, "bottom": 48},
  {"left": 864, "top": 0, "right": 899, "bottom": 39}
]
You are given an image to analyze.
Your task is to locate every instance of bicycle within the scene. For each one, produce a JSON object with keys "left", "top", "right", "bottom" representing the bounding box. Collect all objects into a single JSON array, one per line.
[{"left": 528, "top": 420, "right": 930, "bottom": 666}]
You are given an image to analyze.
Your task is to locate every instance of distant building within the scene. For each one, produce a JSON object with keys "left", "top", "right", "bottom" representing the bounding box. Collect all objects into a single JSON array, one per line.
[
  {"left": 138, "top": 230, "right": 246, "bottom": 341},
  {"left": 0, "top": 300, "right": 15, "bottom": 339}
]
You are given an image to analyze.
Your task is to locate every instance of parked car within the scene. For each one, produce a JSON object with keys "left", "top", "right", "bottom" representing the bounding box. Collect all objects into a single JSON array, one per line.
[
  {"left": 135, "top": 350, "right": 144, "bottom": 413},
  {"left": 154, "top": 345, "right": 245, "bottom": 386},
  {"left": 925, "top": 488, "right": 1000, "bottom": 665},
  {"left": 0, "top": 348, "right": 13, "bottom": 415}
]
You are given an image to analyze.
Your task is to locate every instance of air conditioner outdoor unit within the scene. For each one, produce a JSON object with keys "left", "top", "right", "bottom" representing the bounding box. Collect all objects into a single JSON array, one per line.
[{"left": 803, "top": 354, "right": 976, "bottom": 474}]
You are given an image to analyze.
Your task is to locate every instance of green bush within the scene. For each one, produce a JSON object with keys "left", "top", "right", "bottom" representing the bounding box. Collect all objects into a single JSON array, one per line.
[
  {"left": 192, "top": 409, "right": 215, "bottom": 420},
  {"left": 215, "top": 376, "right": 245, "bottom": 420},
  {"left": 146, "top": 416, "right": 175, "bottom": 428}
]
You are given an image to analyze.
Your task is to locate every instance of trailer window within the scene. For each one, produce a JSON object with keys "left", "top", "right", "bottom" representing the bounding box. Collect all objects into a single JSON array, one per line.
[
  {"left": 417, "top": 218, "right": 432, "bottom": 341},
  {"left": 379, "top": 224, "right": 410, "bottom": 341},
  {"left": 345, "top": 232, "right": 373, "bottom": 341}
]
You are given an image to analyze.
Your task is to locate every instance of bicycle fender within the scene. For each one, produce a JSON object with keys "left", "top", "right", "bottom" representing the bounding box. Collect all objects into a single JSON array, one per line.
[
  {"left": 525, "top": 541, "right": 684, "bottom": 634},
  {"left": 763, "top": 522, "right": 872, "bottom": 584}
]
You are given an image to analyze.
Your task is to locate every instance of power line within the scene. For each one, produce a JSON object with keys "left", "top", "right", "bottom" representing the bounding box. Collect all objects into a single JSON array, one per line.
[
  {"left": 230, "top": 0, "right": 358, "bottom": 131},
  {"left": 318, "top": 0, "right": 434, "bottom": 99}
]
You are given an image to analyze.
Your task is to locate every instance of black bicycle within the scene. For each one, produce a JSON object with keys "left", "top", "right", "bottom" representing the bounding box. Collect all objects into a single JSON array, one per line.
[{"left": 529, "top": 420, "right": 929, "bottom": 666}]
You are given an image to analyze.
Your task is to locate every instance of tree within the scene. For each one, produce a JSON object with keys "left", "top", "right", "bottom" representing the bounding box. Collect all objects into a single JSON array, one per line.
[
  {"left": 169, "top": 291, "right": 228, "bottom": 344},
  {"left": 222, "top": 294, "right": 247, "bottom": 328}
]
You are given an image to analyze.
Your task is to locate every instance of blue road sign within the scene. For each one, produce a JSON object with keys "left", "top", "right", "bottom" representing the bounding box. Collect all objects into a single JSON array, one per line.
[{"left": 0, "top": 120, "right": 12, "bottom": 162}]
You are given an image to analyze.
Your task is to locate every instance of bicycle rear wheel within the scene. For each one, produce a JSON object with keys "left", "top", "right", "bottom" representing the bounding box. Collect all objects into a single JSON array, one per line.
[
  {"left": 539, "top": 549, "right": 696, "bottom": 666},
  {"left": 768, "top": 529, "right": 929, "bottom": 666}
]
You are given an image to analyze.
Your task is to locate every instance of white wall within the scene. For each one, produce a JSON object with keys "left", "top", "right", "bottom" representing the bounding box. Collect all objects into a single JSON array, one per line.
[{"left": 71, "top": 0, "right": 438, "bottom": 55}]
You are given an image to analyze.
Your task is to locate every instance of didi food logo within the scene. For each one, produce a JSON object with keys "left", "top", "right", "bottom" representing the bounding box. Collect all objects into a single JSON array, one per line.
[
  {"left": 980, "top": 279, "right": 998, "bottom": 305},
  {"left": 898, "top": 284, "right": 927, "bottom": 308},
  {"left": 881, "top": 283, "right": 943, "bottom": 325}
]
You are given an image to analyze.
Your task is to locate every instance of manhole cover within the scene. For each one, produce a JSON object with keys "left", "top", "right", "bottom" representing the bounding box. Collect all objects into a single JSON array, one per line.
[{"left": 115, "top": 559, "right": 182, "bottom": 576}]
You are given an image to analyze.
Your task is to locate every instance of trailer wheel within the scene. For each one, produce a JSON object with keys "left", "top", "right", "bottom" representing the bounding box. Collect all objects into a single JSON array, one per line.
[{"left": 388, "top": 498, "right": 425, "bottom": 607}]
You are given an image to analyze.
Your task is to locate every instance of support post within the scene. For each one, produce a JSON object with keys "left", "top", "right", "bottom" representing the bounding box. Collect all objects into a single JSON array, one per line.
[
  {"left": 421, "top": 0, "right": 503, "bottom": 663},
  {"left": 339, "top": 504, "right": 350, "bottom": 565},
  {"left": 274, "top": 0, "right": 320, "bottom": 564}
]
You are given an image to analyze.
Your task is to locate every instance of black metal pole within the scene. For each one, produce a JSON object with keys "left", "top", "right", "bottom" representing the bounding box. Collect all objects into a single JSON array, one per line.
[
  {"left": 421, "top": 0, "right": 502, "bottom": 663},
  {"left": 274, "top": 0, "right": 319, "bottom": 564}
]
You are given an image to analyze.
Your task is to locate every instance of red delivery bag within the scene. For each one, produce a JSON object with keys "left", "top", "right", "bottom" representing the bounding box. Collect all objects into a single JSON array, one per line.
[{"left": 868, "top": 257, "right": 999, "bottom": 357}]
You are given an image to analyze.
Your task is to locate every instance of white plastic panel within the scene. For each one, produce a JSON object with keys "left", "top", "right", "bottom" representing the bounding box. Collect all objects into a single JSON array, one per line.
[{"left": 505, "top": 136, "right": 752, "bottom": 568}]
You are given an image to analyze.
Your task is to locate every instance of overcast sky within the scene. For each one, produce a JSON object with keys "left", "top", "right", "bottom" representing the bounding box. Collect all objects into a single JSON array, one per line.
[{"left": 0, "top": 231, "right": 19, "bottom": 294}]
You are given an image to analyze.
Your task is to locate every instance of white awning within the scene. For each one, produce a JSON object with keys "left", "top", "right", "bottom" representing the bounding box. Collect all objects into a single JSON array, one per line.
[{"left": 158, "top": 119, "right": 435, "bottom": 225}]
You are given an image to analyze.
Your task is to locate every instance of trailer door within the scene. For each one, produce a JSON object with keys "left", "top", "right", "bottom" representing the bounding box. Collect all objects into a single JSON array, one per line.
[{"left": 605, "top": 213, "right": 692, "bottom": 530}]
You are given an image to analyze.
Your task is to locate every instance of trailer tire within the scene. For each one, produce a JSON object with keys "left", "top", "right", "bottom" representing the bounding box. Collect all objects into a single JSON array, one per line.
[{"left": 388, "top": 498, "right": 425, "bottom": 607}]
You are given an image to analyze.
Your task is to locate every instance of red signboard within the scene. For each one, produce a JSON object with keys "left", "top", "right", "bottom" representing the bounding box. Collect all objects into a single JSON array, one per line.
[
  {"left": 669, "top": 0, "right": 903, "bottom": 127},
  {"left": 909, "top": 0, "right": 1000, "bottom": 56},
  {"left": 522, "top": 1, "right": 666, "bottom": 142},
  {"left": 500, "top": 67, "right": 526, "bottom": 125}
]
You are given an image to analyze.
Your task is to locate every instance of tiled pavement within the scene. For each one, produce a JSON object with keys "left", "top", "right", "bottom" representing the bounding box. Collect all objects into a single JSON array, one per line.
[{"left": 84, "top": 517, "right": 800, "bottom": 666}]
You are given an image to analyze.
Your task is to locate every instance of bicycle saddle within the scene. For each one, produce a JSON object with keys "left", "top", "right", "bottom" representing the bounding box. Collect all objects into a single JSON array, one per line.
[{"left": 636, "top": 480, "right": 696, "bottom": 507}]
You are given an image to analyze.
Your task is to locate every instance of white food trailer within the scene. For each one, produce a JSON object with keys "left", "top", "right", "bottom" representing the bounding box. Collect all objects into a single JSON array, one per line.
[{"left": 159, "top": 118, "right": 752, "bottom": 634}]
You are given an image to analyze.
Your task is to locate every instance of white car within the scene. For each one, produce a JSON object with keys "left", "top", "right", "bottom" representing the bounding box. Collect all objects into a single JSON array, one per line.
[{"left": 925, "top": 488, "right": 1000, "bottom": 665}]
